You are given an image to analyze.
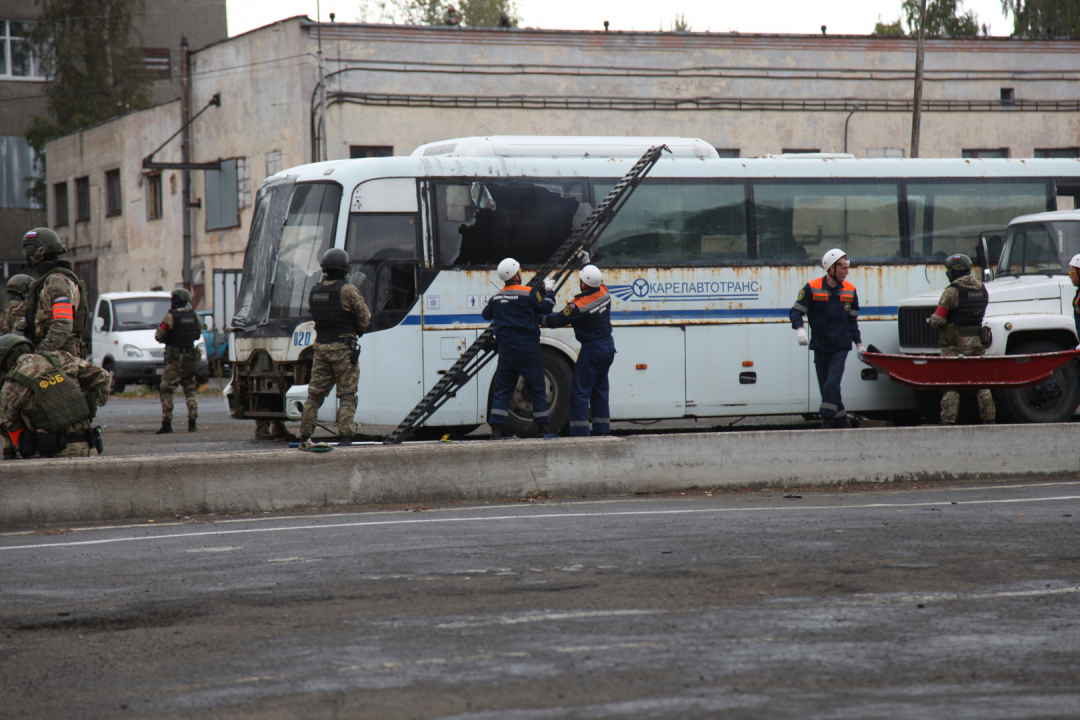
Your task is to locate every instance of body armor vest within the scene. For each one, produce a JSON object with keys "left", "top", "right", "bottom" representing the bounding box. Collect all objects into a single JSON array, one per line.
[
  {"left": 945, "top": 282, "right": 988, "bottom": 328},
  {"left": 7, "top": 354, "right": 91, "bottom": 433},
  {"left": 24, "top": 262, "right": 89, "bottom": 339},
  {"left": 309, "top": 280, "right": 356, "bottom": 344},
  {"left": 164, "top": 308, "right": 201, "bottom": 349}
]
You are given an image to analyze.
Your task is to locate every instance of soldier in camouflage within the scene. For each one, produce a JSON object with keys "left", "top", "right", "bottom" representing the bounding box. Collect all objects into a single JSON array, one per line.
[
  {"left": 928, "top": 253, "right": 996, "bottom": 425},
  {"left": 298, "top": 248, "right": 371, "bottom": 451},
  {"left": 21, "top": 228, "right": 88, "bottom": 356},
  {"left": 0, "top": 275, "right": 32, "bottom": 335},
  {"left": 154, "top": 289, "right": 201, "bottom": 434},
  {"left": 0, "top": 334, "right": 110, "bottom": 459}
]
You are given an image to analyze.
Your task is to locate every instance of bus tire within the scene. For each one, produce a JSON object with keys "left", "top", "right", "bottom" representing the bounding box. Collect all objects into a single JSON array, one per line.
[
  {"left": 997, "top": 340, "right": 1080, "bottom": 424},
  {"left": 487, "top": 348, "right": 572, "bottom": 437}
]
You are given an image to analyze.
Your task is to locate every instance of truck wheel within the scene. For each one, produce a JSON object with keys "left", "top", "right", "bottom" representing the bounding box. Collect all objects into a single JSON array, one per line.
[
  {"left": 103, "top": 360, "right": 125, "bottom": 393},
  {"left": 487, "top": 348, "right": 572, "bottom": 437},
  {"left": 998, "top": 340, "right": 1080, "bottom": 423}
]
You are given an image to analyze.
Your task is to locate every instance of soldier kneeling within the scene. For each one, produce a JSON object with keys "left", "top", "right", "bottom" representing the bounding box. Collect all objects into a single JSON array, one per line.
[{"left": 0, "top": 334, "right": 110, "bottom": 458}]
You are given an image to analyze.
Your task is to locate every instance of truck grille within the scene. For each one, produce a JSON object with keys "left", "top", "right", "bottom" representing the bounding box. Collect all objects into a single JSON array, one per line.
[
  {"left": 148, "top": 349, "right": 165, "bottom": 359},
  {"left": 898, "top": 306, "right": 938, "bottom": 348}
]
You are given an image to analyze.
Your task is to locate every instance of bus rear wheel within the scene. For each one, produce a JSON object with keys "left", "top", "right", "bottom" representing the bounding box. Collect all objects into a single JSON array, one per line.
[
  {"left": 487, "top": 348, "right": 572, "bottom": 437},
  {"left": 997, "top": 340, "right": 1080, "bottom": 423}
]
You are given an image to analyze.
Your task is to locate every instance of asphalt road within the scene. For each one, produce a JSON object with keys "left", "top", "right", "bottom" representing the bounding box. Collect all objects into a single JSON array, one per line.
[{"left": 2, "top": 479, "right": 1078, "bottom": 719}]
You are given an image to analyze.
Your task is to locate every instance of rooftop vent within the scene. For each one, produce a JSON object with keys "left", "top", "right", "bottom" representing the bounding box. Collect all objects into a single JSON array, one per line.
[{"left": 411, "top": 136, "right": 719, "bottom": 160}]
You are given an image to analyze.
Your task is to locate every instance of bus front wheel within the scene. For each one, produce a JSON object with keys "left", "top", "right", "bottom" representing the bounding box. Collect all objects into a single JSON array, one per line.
[
  {"left": 487, "top": 348, "right": 572, "bottom": 437},
  {"left": 997, "top": 340, "right": 1080, "bottom": 423}
]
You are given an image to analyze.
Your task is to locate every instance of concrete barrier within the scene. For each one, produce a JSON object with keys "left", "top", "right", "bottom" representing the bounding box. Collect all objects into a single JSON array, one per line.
[{"left": 1, "top": 424, "right": 1077, "bottom": 526}]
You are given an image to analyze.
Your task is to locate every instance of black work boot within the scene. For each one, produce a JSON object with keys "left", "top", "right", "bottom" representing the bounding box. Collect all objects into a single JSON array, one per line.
[
  {"left": 338, "top": 434, "right": 353, "bottom": 447},
  {"left": 489, "top": 424, "right": 505, "bottom": 441},
  {"left": 156, "top": 419, "right": 173, "bottom": 435},
  {"left": 188, "top": 418, "right": 197, "bottom": 433}
]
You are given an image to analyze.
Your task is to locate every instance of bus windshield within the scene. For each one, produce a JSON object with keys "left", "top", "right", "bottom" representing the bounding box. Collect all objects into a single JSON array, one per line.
[
  {"left": 231, "top": 176, "right": 296, "bottom": 330},
  {"left": 997, "top": 220, "right": 1080, "bottom": 277}
]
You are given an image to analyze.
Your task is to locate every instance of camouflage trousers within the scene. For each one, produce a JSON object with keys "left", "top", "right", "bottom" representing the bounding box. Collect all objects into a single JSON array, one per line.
[
  {"left": 159, "top": 353, "right": 199, "bottom": 421},
  {"left": 941, "top": 339, "right": 996, "bottom": 424},
  {"left": 299, "top": 342, "right": 359, "bottom": 439}
]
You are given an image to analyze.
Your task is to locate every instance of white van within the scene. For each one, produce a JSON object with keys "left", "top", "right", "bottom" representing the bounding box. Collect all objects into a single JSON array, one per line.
[
  {"left": 897, "top": 210, "right": 1080, "bottom": 423},
  {"left": 90, "top": 291, "right": 208, "bottom": 392}
]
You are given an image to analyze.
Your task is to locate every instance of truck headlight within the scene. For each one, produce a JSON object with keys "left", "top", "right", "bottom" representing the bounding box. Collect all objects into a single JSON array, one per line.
[{"left": 123, "top": 344, "right": 145, "bottom": 358}]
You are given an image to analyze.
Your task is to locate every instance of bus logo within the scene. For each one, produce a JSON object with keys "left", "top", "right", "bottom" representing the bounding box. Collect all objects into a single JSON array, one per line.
[{"left": 609, "top": 278, "right": 762, "bottom": 303}]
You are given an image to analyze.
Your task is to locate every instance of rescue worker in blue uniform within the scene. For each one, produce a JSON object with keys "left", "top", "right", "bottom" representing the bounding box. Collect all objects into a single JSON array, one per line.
[
  {"left": 541, "top": 265, "right": 615, "bottom": 436},
  {"left": 1069, "top": 254, "right": 1080, "bottom": 398},
  {"left": 482, "top": 258, "right": 556, "bottom": 439},
  {"left": 791, "top": 248, "right": 864, "bottom": 428}
]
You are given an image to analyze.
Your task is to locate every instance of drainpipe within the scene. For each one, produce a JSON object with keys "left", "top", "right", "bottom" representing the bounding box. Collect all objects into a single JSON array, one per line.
[
  {"left": 181, "top": 36, "right": 192, "bottom": 286},
  {"left": 317, "top": 1, "right": 328, "bottom": 162},
  {"left": 843, "top": 105, "right": 858, "bottom": 154},
  {"left": 910, "top": 0, "right": 927, "bottom": 159}
]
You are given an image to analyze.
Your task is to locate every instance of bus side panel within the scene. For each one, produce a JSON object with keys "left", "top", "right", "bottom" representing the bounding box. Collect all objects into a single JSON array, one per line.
[
  {"left": 685, "top": 324, "right": 809, "bottom": 414},
  {"left": 353, "top": 321, "right": 425, "bottom": 425},
  {"left": 607, "top": 326, "right": 686, "bottom": 419},
  {"left": 421, "top": 329, "right": 479, "bottom": 425}
]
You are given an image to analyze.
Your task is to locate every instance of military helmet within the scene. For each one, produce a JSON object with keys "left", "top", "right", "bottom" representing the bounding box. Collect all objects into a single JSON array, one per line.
[
  {"left": 320, "top": 248, "right": 350, "bottom": 272},
  {"left": 5, "top": 274, "right": 32, "bottom": 300},
  {"left": 171, "top": 288, "right": 192, "bottom": 307},
  {"left": 0, "top": 333, "right": 33, "bottom": 373},
  {"left": 945, "top": 253, "right": 973, "bottom": 273},
  {"left": 22, "top": 227, "right": 66, "bottom": 264}
]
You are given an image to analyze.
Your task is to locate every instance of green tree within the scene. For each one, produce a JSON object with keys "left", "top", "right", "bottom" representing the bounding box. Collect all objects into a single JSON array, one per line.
[
  {"left": 359, "top": 0, "right": 521, "bottom": 27},
  {"left": 1002, "top": 0, "right": 1080, "bottom": 37},
  {"left": 661, "top": 14, "right": 692, "bottom": 32},
  {"left": 25, "top": 0, "right": 152, "bottom": 205},
  {"left": 873, "top": 0, "right": 984, "bottom": 37}
]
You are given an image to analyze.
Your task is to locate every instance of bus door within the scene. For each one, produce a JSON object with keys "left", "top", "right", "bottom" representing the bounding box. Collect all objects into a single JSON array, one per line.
[{"left": 421, "top": 329, "right": 479, "bottom": 425}]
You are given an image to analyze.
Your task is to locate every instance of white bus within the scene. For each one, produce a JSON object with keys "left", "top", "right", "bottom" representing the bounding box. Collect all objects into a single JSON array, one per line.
[{"left": 225, "top": 136, "right": 1080, "bottom": 434}]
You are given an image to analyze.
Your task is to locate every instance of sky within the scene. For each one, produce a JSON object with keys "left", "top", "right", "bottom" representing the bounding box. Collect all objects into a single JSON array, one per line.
[{"left": 227, "top": 0, "right": 1013, "bottom": 37}]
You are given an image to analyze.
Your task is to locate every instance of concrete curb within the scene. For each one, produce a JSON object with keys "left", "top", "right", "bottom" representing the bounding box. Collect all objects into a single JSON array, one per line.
[{"left": 1, "top": 424, "right": 1077, "bottom": 526}]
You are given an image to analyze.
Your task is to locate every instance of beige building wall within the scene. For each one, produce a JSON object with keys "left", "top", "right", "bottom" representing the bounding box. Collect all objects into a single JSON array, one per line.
[{"left": 43, "top": 18, "right": 1080, "bottom": 312}]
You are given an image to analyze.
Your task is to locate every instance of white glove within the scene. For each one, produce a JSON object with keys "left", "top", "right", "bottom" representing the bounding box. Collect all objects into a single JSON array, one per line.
[
  {"left": 796, "top": 328, "right": 809, "bottom": 346},
  {"left": 577, "top": 250, "right": 590, "bottom": 264},
  {"left": 857, "top": 343, "right": 866, "bottom": 361},
  {"left": 543, "top": 278, "right": 555, "bottom": 292}
]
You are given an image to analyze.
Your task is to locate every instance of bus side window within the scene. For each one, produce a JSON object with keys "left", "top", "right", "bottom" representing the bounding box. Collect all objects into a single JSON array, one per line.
[{"left": 593, "top": 181, "right": 748, "bottom": 265}]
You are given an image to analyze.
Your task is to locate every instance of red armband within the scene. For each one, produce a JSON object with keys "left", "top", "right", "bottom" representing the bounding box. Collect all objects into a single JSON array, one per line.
[
  {"left": 52, "top": 298, "right": 74, "bottom": 322},
  {"left": 933, "top": 306, "right": 948, "bottom": 318},
  {"left": 8, "top": 427, "right": 23, "bottom": 446},
  {"left": 160, "top": 321, "right": 169, "bottom": 331}
]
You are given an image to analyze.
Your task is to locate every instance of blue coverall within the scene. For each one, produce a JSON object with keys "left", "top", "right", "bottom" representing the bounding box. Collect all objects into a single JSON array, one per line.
[
  {"left": 790, "top": 275, "right": 862, "bottom": 428},
  {"left": 482, "top": 283, "right": 556, "bottom": 428},
  {"left": 542, "top": 285, "right": 616, "bottom": 436},
  {"left": 1073, "top": 286, "right": 1080, "bottom": 392}
]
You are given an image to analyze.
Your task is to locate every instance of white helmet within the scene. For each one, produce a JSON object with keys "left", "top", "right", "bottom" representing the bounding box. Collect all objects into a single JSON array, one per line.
[
  {"left": 1070, "top": 254, "right": 1080, "bottom": 270},
  {"left": 822, "top": 248, "right": 847, "bottom": 272},
  {"left": 497, "top": 258, "right": 521, "bottom": 282},
  {"left": 580, "top": 264, "right": 603, "bottom": 288}
]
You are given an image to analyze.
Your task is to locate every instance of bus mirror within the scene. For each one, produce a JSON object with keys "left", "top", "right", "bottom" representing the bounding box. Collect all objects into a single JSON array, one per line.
[{"left": 983, "top": 268, "right": 994, "bottom": 283}]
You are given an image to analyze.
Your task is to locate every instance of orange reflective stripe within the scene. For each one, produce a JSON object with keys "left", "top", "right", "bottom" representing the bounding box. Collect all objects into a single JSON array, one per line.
[{"left": 52, "top": 301, "right": 74, "bottom": 320}]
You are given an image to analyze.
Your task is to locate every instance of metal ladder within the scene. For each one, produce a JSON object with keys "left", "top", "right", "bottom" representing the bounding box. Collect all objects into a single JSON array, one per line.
[{"left": 382, "top": 144, "right": 670, "bottom": 444}]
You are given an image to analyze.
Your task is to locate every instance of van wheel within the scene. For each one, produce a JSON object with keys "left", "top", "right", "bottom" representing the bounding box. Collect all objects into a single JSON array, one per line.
[
  {"left": 487, "top": 348, "right": 572, "bottom": 437},
  {"left": 104, "top": 360, "right": 125, "bottom": 393},
  {"left": 997, "top": 340, "right": 1080, "bottom": 423}
]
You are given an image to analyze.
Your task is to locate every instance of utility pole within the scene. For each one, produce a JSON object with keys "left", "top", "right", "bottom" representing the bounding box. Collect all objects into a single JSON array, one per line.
[
  {"left": 910, "top": 0, "right": 927, "bottom": 158},
  {"left": 317, "top": 0, "right": 328, "bottom": 162},
  {"left": 181, "top": 36, "right": 192, "bottom": 286}
]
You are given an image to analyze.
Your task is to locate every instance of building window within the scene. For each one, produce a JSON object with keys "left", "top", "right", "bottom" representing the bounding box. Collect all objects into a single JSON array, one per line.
[
  {"left": 713, "top": 149, "right": 741, "bottom": 158},
  {"left": 146, "top": 173, "right": 163, "bottom": 221},
  {"left": 350, "top": 146, "right": 393, "bottom": 159},
  {"left": 206, "top": 159, "right": 239, "bottom": 231},
  {"left": 141, "top": 47, "right": 171, "bottom": 79},
  {"left": 781, "top": 148, "right": 822, "bottom": 155},
  {"left": 0, "top": 135, "right": 40, "bottom": 209},
  {"left": 1000, "top": 87, "right": 1015, "bottom": 108},
  {"left": 75, "top": 176, "right": 90, "bottom": 221},
  {"left": 0, "top": 21, "right": 44, "bottom": 79},
  {"left": 265, "top": 150, "right": 283, "bottom": 176},
  {"left": 962, "top": 149, "right": 1010, "bottom": 159},
  {"left": 54, "top": 182, "right": 68, "bottom": 226},
  {"left": 105, "top": 169, "right": 122, "bottom": 216},
  {"left": 1035, "top": 148, "right": 1080, "bottom": 159}
]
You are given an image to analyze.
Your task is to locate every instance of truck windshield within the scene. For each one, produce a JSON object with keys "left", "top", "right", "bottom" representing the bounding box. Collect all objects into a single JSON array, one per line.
[
  {"left": 112, "top": 298, "right": 172, "bottom": 331},
  {"left": 997, "top": 220, "right": 1080, "bottom": 277}
]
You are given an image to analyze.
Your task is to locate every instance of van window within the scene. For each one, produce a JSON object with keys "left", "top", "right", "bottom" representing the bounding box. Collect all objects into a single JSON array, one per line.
[
  {"left": 112, "top": 298, "right": 172, "bottom": 330},
  {"left": 97, "top": 300, "right": 111, "bottom": 331},
  {"left": 592, "top": 180, "right": 748, "bottom": 265}
]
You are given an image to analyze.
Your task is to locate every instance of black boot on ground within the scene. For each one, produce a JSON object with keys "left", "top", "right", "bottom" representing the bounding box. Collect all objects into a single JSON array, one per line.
[
  {"left": 188, "top": 418, "right": 197, "bottom": 432},
  {"left": 338, "top": 435, "right": 353, "bottom": 447},
  {"left": 489, "top": 425, "right": 505, "bottom": 441},
  {"left": 156, "top": 419, "right": 173, "bottom": 435}
]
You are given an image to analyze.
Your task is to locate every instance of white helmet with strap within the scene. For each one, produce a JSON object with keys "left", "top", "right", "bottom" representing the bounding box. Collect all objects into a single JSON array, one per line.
[
  {"left": 580, "top": 265, "right": 603, "bottom": 288},
  {"left": 822, "top": 248, "right": 847, "bottom": 272},
  {"left": 1070, "top": 254, "right": 1080, "bottom": 270},
  {"left": 497, "top": 258, "right": 521, "bottom": 282}
]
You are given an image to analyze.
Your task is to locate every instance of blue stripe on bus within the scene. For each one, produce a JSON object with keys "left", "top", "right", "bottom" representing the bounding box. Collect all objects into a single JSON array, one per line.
[{"left": 412, "top": 306, "right": 899, "bottom": 325}]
